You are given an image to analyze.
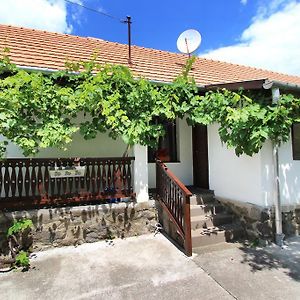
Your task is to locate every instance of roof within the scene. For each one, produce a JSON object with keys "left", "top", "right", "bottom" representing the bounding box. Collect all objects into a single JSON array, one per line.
[{"left": 1, "top": 24, "right": 300, "bottom": 87}]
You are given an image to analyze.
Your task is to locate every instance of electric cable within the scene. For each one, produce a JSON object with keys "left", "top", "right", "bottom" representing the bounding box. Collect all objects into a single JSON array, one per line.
[{"left": 64, "top": 0, "right": 123, "bottom": 22}]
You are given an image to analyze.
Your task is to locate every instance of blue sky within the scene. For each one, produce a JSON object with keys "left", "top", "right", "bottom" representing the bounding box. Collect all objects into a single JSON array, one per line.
[
  {"left": 67, "top": 0, "right": 257, "bottom": 53},
  {"left": 0, "top": 0, "right": 300, "bottom": 75}
]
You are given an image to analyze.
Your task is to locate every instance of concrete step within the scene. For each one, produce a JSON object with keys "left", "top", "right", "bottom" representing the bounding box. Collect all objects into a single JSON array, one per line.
[
  {"left": 192, "top": 227, "right": 226, "bottom": 247},
  {"left": 190, "top": 205, "right": 210, "bottom": 217},
  {"left": 191, "top": 215, "right": 213, "bottom": 230},
  {"left": 190, "top": 195, "right": 198, "bottom": 205},
  {"left": 190, "top": 204, "right": 227, "bottom": 217},
  {"left": 191, "top": 223, "right": 245, "bottom": 248}
]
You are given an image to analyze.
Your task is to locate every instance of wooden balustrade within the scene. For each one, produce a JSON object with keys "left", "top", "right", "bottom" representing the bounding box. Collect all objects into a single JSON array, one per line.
[
  {"left": 156, "top": 160, "right": 192, "bottom": 256},
  {"left": 0, "top": 157, "right": 135, "bottom": 210}
]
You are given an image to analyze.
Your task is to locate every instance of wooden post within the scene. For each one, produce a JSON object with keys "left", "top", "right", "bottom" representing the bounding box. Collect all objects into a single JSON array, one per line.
[{"left": 184, "top": 194, "right": 192, "bottom": 256}]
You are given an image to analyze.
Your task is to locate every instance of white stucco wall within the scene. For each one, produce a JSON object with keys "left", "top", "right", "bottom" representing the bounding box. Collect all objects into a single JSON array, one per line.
[
  {"left": 208, "top": 123, "right": 274, "bottom": 207},
  {"left": 2, "top": 131, "right": 132, "bottom": 158},
  {"left": 278, "top": 136, "right": 300, "bottom": 206},
  {"left": 148, "top": 118, "right": 193, "bottom": 189}
]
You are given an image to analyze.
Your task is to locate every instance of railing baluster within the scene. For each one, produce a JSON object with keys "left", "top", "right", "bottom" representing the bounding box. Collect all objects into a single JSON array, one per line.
[
  {"left": 44, "top": 163, "right": 49, "bottom": 198},
  {"left": 102, "top": 161, "right": 107, "bottom": 193},
  {"left": 31, "top": 161, "right": 37, "bottom": 196},
  {"left": 4, "top": 162, "right": 10, "bottom": 198},
  {"left": 91, "top": 161, "right": 96, "bottom": 194},
  {"left": 107, "top": 160, "right": 111, "bottom": 190},
  {"left": 80, "top": 160, "right": 86, "bottom": 192},
  {"left": 24, "top": 160, "right": 30, "bottom": 197},
  {"left": 0, "top": 161, "right": 3, "bottom": 197},
  {"left": 37, "top": 162, "right": 43, "bottom": 197},
  {"left": 127, "top": 160, "right": 132, "bottom": 194},
  {"left": 96, "top": 162, "right": 101, "bottom": 195},
  {"left": 0, "top": 157, "right": 135, "bottom": 210},
  {"left": 85, "top": 162, "right": 91, "bottom": 194},
  {"left": 10, "top": 161, "right": 17, "bottom": 198}
]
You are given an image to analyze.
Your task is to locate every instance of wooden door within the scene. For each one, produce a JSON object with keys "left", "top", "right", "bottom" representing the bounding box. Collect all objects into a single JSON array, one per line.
[{"left": 192, "top": 125, "right": 209, "bottom": 189}]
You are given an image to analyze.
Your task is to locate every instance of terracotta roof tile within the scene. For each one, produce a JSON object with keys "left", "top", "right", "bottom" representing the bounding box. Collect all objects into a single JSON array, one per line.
[{"left": 1, "top": 24, "right": 300, "bottom": 86}]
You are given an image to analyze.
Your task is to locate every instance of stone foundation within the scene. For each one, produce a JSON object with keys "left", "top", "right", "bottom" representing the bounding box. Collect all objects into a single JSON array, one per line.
[
  {"left": 282, "top": 206, "right": 300, "bottom": 236},
  {"left": 0, "top": 201, "right": 157, "bottom": 254},
  {"left": 218, "top": 198, "right": 274, "bottom": 241},
  {"left": 218, "top": 198, "right": 300, "bottom": 241}
]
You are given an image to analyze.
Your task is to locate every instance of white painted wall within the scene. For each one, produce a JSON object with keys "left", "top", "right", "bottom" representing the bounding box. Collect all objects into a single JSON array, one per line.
[
  {"left": 148, "top": 118, "right": 193, "bottom": 189},
  {"left": 1, "top": 131, "right": 132, "bottom": 158},
  {"left": 278, "top": 135, "right": 300, "bottom": 206},
  {"left": 260, "top": 140, "right": 274, "bottom": 207},
  {"left": 133, "top": 145, "right": 149, "bottom": 202},
  {"left": 208, "top": 123, "right": 274, "bottom": 207}
]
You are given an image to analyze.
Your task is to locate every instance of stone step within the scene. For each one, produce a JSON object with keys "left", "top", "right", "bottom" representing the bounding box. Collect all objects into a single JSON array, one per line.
[
  {"left": 211, "top": 213, "right": 234, "bottom": 226},
  {"left": 190, "top": 204, "right": 227, "bottom": 217},
  {"left": 191, "top": 223, "right": 245, "bottom": 248},
  {"left": 190, "top": 205, "right": 209, "bottom": 217},
  {"left": 192, "top": 227, "right": 226, "bottom": 248},
  {"left": 190, "top": 195, "right": 198, "bottom": 205},
  {"left": 220, "top": 223, "right": 246, "bottom": 242},
  {"left": 195, "top": 193, "right": 216, "bottom": 205},
  {"left": 191, "top": 215, "right": 213, "bottom": 230}
]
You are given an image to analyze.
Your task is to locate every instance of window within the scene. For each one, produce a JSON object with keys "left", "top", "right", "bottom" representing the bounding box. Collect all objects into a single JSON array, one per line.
[
  {"left": 292, "top": 123, "right": 300, "bottom": 160},
  {"left": 148, "top": 119, "right": 178, "bottom": 162}
]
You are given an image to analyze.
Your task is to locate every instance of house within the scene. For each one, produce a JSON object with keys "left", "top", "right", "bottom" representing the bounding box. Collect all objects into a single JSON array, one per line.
[{"left": 1, "top": 25, "right": 300, "bottom": 250}]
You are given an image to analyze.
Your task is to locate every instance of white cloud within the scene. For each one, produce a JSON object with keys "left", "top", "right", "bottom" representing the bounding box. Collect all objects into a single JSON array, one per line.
[
  {"left": 240, "top": 0, "right": 248, "bottom": 5},
  {"left": 0, "top": 0, "right": 72, "bottom": 33},
  {"left": 202, "top": 1, "right": 300, "bottom": 76}
]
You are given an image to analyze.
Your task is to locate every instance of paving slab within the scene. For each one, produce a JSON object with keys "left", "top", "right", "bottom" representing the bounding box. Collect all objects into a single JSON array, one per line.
[
  {"left": 0, "top": 234, "right": 233, "bottom": 300},
  {"left": 193, "top": 237, "right": 300, "bottom": 300}
]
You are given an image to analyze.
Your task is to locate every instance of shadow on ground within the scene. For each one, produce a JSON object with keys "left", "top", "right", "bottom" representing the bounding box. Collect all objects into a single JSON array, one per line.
[{"left": 238, "top": 237, "right": 300, "bottom": 281}]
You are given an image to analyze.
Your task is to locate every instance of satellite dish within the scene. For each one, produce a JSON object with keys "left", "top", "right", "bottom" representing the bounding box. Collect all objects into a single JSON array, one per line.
[{"left": 177, "top": 29, "right": 202, "bottom": 55}]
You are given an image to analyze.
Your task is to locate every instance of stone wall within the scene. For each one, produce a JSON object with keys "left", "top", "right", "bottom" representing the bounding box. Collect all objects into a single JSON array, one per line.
[
  {"left": 219, "top": 198, "right": 300, "bottom": 241},
  {"left": 0, "top": 201, "right": 157, "bottom": 254},
  {"left": 218, "top": 197, "right": 274, "bottom": 241},
  {"left": 282, "top": 207, "right": 300, "bottom": 236}
]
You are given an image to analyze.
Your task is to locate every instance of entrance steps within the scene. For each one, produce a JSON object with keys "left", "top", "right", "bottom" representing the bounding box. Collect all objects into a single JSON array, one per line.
[{"left": 187, "top": 187, "right": 244, "bottom": 248}]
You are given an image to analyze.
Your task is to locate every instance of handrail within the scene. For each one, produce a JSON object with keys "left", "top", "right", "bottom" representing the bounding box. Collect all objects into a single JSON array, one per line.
[
  {"left": 156, "top": 160, "right": 192, "bottom": 256},
  {"left": 159, "top": 163, "right": 192, "bottom": 197}
]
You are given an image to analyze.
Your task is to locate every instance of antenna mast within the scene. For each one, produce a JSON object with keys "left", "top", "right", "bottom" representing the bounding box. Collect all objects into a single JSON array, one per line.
[{"left": 123, "top": 16, "right": 132, "bottom": 64}]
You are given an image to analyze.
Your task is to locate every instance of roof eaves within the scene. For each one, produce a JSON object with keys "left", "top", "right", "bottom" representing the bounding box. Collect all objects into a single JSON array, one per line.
[
  {"left": 17, "top": 64, "right": 207, "bottom": 88},
  {"left": 205, "top": 79, "right": 267, "bottom": 91}
]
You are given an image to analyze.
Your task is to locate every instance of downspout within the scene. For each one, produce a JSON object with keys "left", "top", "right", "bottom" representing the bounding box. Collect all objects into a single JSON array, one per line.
[{"left": 271, "top": 87, "right": 284, "bottom": 246}]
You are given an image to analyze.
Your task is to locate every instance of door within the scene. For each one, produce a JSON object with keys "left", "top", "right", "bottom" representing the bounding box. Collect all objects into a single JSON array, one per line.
[{"left": 192, "top": 125, "right": 209, "bottom": 189}]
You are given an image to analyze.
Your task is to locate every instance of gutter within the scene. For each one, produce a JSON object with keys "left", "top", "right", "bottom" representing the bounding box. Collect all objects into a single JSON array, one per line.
[
  {"left": 17, "top": 65, "right": 206, "bottom": 89},
  {"left": 263, "top": 79, "right": 300, "bottom": 93},
  {"left": 263, "top": 78, "right": 300, "bottom": 246},
  {"left": 271, "top": 87, "right": 285, "bottom": 246},
  {"left": 17, "top": 65, "right": 61, "bottom": 74}
]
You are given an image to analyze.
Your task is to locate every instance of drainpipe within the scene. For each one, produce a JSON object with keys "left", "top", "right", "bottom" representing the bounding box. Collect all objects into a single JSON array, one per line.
[{"left": 271, "top": 87, "right": 284, "bottom": 246}]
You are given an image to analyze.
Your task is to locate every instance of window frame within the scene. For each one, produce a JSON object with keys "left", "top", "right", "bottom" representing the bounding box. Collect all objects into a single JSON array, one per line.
[
  {"left": 148, "top": 118, "right": 179, "bottom": 163},
  {"left": 292, "top": 123, "right": 300, "bottom": 160}
]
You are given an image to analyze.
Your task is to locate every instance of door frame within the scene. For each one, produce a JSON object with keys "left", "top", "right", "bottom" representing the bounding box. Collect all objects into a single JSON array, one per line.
[{"left": 192, "top": 125, "right": 209, "bottom": 189}]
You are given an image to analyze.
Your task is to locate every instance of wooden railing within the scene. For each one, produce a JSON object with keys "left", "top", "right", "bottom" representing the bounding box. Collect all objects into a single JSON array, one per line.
[
  {"left": 156, "top": 160, "right": 192, "bottom": 256},
  {"left": 0, "top": 157, "right": 135, "bottom": 210}
]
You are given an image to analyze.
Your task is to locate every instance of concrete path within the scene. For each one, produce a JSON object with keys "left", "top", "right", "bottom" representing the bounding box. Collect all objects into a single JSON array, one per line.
[
  {"left": 0, "top": 234, "right": 232, "bottom": 300},
  {"left": 193, "top": 237, "right": 300, "bottom": 300},
  {"left": 0, "top": 234, "right": 299, "bottom": 300}
]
